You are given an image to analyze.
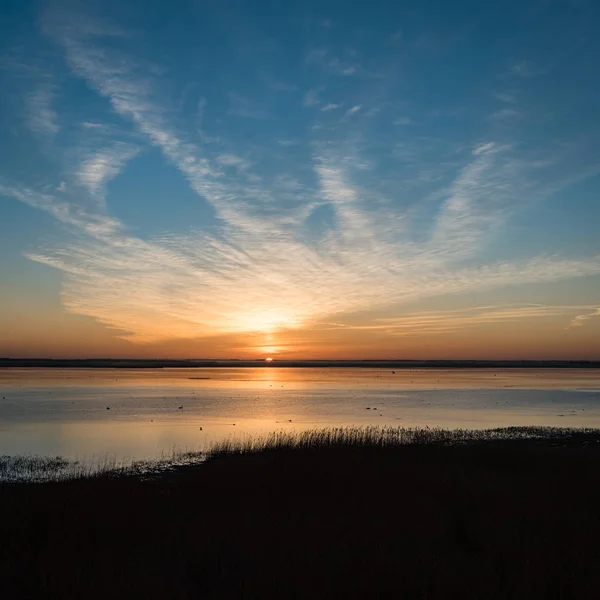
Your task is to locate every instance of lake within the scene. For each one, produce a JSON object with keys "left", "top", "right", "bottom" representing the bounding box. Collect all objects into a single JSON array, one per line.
[{"left": 1, "top": 367, "right": 600, "bottom": 460}]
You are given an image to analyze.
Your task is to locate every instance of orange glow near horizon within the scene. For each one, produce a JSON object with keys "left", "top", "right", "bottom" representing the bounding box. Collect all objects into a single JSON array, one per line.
[
  {"left": 2, "top": 2, "right": 600, "bottom": 366},
  {"left": 1, "top": 295, "right": 600, "bottom": 360}
]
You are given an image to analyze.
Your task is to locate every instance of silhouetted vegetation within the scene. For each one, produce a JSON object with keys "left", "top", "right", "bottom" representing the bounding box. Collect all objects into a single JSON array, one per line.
[
  {"left": 3, "top": 426, "right": 600, "bottom": 599},
  {"left": 207, "top": 424, "right": 600, "bottom": 456}
]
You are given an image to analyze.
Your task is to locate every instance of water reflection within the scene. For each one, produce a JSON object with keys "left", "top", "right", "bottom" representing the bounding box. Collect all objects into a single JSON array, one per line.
[{"left": 1, "top": 368, "right": 599, "bottom": 459}]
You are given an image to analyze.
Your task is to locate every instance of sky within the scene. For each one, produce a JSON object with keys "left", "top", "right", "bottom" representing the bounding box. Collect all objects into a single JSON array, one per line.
[{"left": 1, "top": 0, "right": 599, "bottom": 360}]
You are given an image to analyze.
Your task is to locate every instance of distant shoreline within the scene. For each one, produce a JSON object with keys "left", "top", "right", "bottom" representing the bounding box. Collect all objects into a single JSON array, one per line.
[{"left": 1, "top": 358, "right": 600, "bottom": 369}]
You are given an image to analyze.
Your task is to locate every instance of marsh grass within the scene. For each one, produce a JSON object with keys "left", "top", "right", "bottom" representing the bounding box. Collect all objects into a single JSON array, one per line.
[
  {"left": 208, "top": 424, "right": 600, "bottom": 456},
  {"left": 3, "top": 426, "right": 599, "bottom": 483},
  {"left": 3, "top": 425, "right": 600, "bottom": 599}
]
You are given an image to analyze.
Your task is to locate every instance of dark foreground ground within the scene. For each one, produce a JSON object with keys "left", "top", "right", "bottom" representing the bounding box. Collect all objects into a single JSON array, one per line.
[{"left": 2, "top": 430, "right": 600, "bottom": 599}]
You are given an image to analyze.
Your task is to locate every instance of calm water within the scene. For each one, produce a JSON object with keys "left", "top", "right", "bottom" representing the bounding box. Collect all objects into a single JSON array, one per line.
[{"left": 1, "top": 367, "right": 600, "bottom": 460}]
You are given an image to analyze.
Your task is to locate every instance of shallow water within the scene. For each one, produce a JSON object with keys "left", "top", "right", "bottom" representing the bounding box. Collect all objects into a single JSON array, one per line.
[{"left": 1, "top": 367, "right": 599, "bottom": 460}]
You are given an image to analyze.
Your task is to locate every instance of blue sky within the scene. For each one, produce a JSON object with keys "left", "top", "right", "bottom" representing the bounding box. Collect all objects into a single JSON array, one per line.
[{"left": 1, "top": 0, "right": 599, "bottom": 358}]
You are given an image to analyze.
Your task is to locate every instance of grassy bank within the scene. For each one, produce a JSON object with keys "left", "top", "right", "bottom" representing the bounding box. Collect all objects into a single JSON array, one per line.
[{"left": 2, "top": 426, "right": 600, "bottom": 599}]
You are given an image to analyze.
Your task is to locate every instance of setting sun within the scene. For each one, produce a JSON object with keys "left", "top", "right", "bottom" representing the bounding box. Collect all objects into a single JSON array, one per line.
[{"left": 265, "top": 357, "right": 273, "bottom": 362}]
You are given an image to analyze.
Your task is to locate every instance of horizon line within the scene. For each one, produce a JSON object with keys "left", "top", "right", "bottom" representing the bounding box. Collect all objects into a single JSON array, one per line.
[{"left": 2, "top": 357, "right": 600, "bottom": 364}]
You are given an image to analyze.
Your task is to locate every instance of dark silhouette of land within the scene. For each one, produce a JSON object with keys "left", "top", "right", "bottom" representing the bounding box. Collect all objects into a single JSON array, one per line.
[
  {"left": 2, "top": 357, "right": 600, "bottom": 368},
  {"left": 2, "top": 427, "right": 600, "bottom": 599}
]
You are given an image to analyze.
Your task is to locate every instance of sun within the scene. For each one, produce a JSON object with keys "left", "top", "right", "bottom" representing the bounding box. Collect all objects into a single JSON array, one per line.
[{"left": 265, "top": 357, "right": 273, "bottom": 362}]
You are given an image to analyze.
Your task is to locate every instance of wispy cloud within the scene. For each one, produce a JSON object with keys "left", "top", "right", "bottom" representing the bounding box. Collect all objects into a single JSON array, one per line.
[
  {"left": 371, "top": 304, "right": 600, "bottom": 336},
  {"left": 26, "top": 84, "right": 59, "bottom": 137},
  {"left": 81, "top": 121, "right": 107, "bottom": 130},
  {"left": 569, "top": 308, "right": 600, "bottom": 328},
  {"left": 303, "top": 87, "right": 322, "bottom": 107},
  {"left": 428, "top": 142, "right": 513, "bottom": 259},
  {"left": 15, "top": 188, "right": 600, "bottom": 343},
  {"left": 0, "top": 179, "right": 123, "bottom": 238},
  {"left": 1, "top": 6, "right": 598, "bottom": 348},
  {"left": 76, "top": 142, "right": 139, "bottom": 199},
  {"left": 216, "top": 153, "right": 252, "bottom": 171},
  {"left": 320, "top": 103, "right": 341, "bottom": 112}
]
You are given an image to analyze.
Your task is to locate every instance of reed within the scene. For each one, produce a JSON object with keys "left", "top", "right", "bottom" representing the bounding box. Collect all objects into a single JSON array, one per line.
[{"left": 207, "top": 424, "right": 600, "bottom": 457}]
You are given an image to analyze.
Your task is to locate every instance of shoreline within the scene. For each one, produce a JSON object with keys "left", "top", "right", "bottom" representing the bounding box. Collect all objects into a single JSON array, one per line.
[
  {"left": 3, "top": 425, "right": 600, "bottom": 484},
  {"left": 2, "top": 358, "right": 600, "bottom": 369}
]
